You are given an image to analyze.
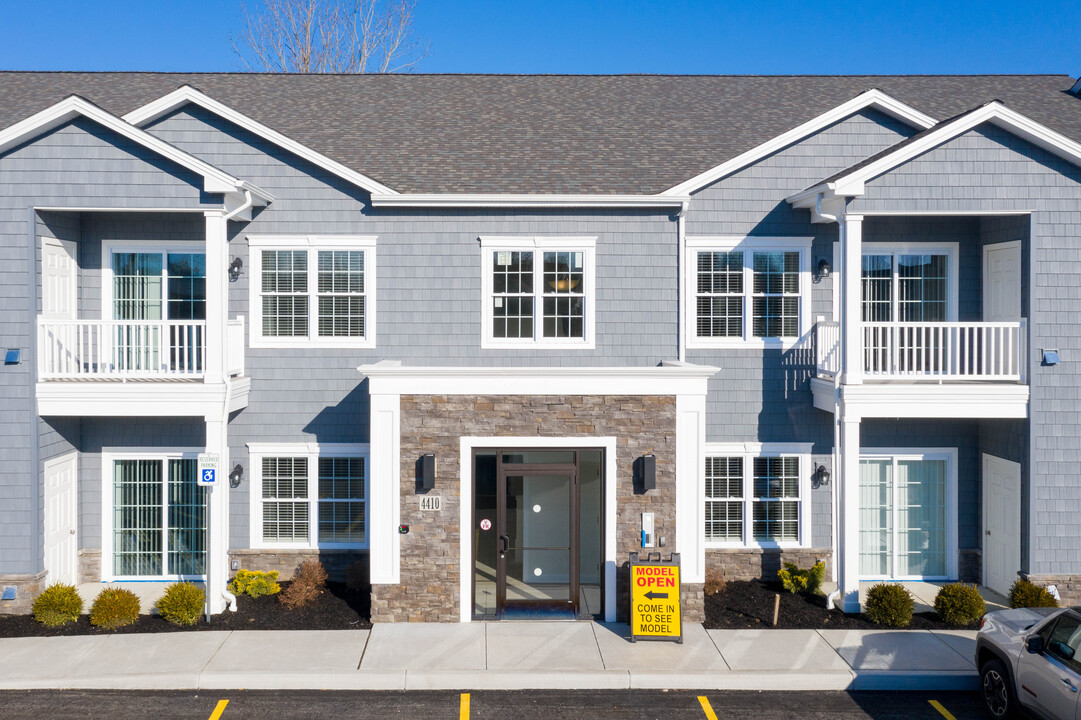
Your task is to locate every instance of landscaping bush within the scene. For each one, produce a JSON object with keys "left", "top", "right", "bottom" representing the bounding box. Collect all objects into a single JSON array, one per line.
[
  {"left": 31, "top": 583, "right": 83, "bottom": 627},
  {"left": 156, "top": 582, "right": 205, "bottom": 626},
  {"left": 777, "top": 561, "right": 826, "bottom": 595},
  {"left": 280, "top": 559, "right": 328, "bottom": 609},
  {"left": 864, "top": 583, "right": 914, "bottom": 628},
  {"left": 1009, "top": 579, "right": 1058, "bottom": 609},
  {"left": 933, "top": 583, "right": 986, "bottom": 626},
  {"left": 227, "top": 570, "right": 280, "bottom": 598},
  {"left": 89, "top": 587, "right": 140, "bottom": 629},
  {"left": 704, "top": 568, "right": 726, "bottom": 596}
]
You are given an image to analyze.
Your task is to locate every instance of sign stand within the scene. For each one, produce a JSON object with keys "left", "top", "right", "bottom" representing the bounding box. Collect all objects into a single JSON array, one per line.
[
  {"left": 197, "top": 453, "right": 219, "bottom": 624},
  {"left": 629, "top": 552, "right": 683, "bottom": 644}
]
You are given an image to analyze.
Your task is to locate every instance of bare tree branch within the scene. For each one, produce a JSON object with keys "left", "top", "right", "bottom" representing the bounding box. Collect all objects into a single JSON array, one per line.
[{"left": 232, "top": 0, "right": 428, "bottom": 73}]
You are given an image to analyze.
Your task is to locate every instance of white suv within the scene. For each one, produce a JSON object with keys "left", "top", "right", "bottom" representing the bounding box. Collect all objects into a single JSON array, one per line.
[{"left": 976, "top": 606, "right": 1081, "bottom": 719}]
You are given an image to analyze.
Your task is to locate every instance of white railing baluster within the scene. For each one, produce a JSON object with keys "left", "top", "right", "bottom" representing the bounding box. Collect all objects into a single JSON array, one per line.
[{"left": 36, "top": 319, "right": 208, "bottom": 380}]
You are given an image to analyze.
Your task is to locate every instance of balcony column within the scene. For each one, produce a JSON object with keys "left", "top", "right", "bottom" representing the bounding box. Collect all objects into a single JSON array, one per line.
[
  {"left": 203, "top": 211, "right": 227, "bottom": 384},
  {"left": 838, "top": 408, "right": 862, "bottom": 613},
  {"left": 840, "top": 213, "right": 863, "bottom": 385},
  {"left": 204, "top": 416, "right": 230, "bottom": 615}
]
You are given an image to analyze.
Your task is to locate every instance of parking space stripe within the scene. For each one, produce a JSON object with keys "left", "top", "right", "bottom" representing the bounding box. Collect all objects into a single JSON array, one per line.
[
  {"left": 697, "top": 696, "right": 718, "bottom": 720},
  {"left": 460, "top": 692, "right": 470, "bottom": 720},
  {"left": 208, "top": 700, "right": 229, "bottom": 720},
  {"left": 928, "top": 699, "right": 957, "bottom": 720}
]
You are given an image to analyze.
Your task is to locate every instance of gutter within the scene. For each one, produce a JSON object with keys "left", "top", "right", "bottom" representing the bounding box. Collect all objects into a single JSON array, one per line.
[{"left": 369, "top": 193, "right": 691, "bottom": 210}]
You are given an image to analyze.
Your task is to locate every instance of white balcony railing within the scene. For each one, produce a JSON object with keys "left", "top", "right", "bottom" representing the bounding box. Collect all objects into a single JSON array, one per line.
[
  {"left": 226, "top": 316, "right": 245, "bottom": 377},
  {"left": 816, "top": 320, "right": 1027, "bottom": 383},
  {"left": 38, "top": 319, "right": 207, "bottom": 380}
]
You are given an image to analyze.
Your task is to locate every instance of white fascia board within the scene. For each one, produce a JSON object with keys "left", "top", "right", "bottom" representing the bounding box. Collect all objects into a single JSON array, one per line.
[
  {"left": 369, "top": 193, "right": 691, "bottom": 210},
  {"left": 357, "top": 362, "right": 720, "bottom": 397},
  {"left": 832, "top": 381, "right": 1029, "bottom": 420},
  {"left": 663, "top": 89, "right": 937, "bottom": 197},
  {"left": 36, "top": 381, "right": 232, "bottom": 418},
  {"left": 0, "top": 95, "right": 262, "bottom": 200},
  {"left": 124, "top": 85, "right": 398, "bottom": 197}
]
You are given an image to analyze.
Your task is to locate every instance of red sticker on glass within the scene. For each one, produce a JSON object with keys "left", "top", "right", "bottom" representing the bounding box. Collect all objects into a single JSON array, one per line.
[{"left": 480, "top": 519, "right": 492, "bottom": 531}]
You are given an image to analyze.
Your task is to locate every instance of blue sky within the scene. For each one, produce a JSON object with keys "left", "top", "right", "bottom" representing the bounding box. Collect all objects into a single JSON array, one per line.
[{"left": 0, "top": 0, "right": 1077, "bottom": 75}]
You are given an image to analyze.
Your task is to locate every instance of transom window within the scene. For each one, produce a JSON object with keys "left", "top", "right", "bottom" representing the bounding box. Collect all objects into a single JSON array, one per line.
[
  {"left": 688, "top": 237, "right": 812, "bottom": 347},
  {"left": 249, "top": 236, "right": 377, "bottom": 348},
  {"left": 704, "top": 444, "right": 811, "bottom": 546},
  {"left": 481, "top": 237, "right": 596, "bottom": 349},
  {"left": 249, "top": 443, "right": 369, "bottom": 549}
]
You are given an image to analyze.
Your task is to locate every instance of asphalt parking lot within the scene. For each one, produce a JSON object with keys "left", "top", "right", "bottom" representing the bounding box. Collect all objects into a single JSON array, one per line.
[{"left": 0, "top": 689, "right": 984, "bottom": 719}]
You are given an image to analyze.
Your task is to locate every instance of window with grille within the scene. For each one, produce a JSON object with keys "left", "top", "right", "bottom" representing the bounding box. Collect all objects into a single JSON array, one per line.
[
  {"left": 696, "top": 251, "right": 743, "bottom": 338},
  {"left": 261, "top": 250, "right": 308, "bottom": 337},
  {"left": 705, "top": 456, "right": 743, "bottom": 541},
  {"left": 861, "top": 251, "right": 949, "bottom": 322},
  {"left": 751, "top": 252, "right": 800, "bottom": 338},
  {"left": 261, "top": 456, "right": 310, "bottom": 542},
  {"left": 318, "top": 457, "right": 366, "bottom": 543},
  {"left": 317, "top": 250, "right": 366, "bottom": 337},
  {"left": 704, "top": 447, "right": 807, "bottom": 546},
  {"left": 752, "top": 457, "right": 800, "bottom": 542}
]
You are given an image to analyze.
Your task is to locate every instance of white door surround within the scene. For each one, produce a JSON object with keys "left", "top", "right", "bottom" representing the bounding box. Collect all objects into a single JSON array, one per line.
[
  {"left": 982, "top": 453, "right": 1022, "bottom": 597},
  {"left": 44, "top": 452, "right": 79, "bottom": 586},
  {"left": 983, "top": 241, "right": 1022, "bottom": 322}
]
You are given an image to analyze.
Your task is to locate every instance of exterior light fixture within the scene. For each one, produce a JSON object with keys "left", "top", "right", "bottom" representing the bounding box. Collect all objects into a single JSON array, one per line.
[
  {"left": 636, "top": 454, "right": 657, "bottom": 492},
  {"left": 815, "top": 258, "right": 832, "bottom": 281},
  {"left": 418, "top": 454, "right": 436, "bottom": 491},
  {"left": 228, "top": 257, "right": 244, "bottom": 281},
  {"left": 814, "top": 464, "right": 831, "bottom": 487},
  {"left": 229, "top": 464, "right": 244, "bottom": 488}
]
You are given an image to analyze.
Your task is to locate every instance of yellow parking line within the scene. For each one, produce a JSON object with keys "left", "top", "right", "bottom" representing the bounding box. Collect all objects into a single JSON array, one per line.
[
  {"left": 697, "top": 696, "right": 718, "bottom": 720},
  {"left": 460, "top": 692, "right": 470, "bottom": 720},
  {"left": 928, "top": 699, "right": 957, "bottom": 720},
  {"left": 208, "top": 699, "right": 229, "bottom": 720}
]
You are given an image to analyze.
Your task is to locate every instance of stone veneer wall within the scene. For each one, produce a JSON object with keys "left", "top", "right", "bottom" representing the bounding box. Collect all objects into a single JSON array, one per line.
[
  {"left": 228, "top": 549, "right": 367, "bottom": 582},
  {"left": 1025, "top": 574, "right": 1081, "bottom": 606},
  {"left": 0, "top": 571, "right": 46, "bottom": 614},
  {"left": 78, "top": 549, "right": 101, "bottom": 584},
  {"left": 706, "top": 548, "right": 831, "bottom": 581},
  {"left": 372, "top": 394, "right": 684, "bottom": 623}
]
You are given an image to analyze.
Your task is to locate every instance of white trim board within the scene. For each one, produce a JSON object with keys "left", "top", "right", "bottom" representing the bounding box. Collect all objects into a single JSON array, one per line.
[
  {"left": 371, "top": 194, "right": 691, "bottom": 210},
  {"left": 664, "top": 89, "right": 937, "bottom": 196},
  {"left": 124, "top": 85, "right": 397, "bottom": 197}
]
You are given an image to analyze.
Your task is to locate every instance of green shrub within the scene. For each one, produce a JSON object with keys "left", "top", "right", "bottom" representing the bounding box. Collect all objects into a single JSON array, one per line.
[
  {"left": 156, "top": 582, "right": 205, "bottom": 626},
  {"left": 1009, "top": 579, "right": 1059, "bottom": 609},
  {"left": 864, "top": 583, "right": 914, "bottom": 628},
  {"left": 31, "top": 583, "right": 83, "bottom": 627},
  {"left": 227, "top": 569, "right": 280, "bottom": 598},
  {"left": 933, "top": 583, "right": 986, "bottom": 626},
  {"left": 777, "top": 561, "right": 826, "bottom": 595},
  {"left": 89, "top": 587, "right": 140, "bottom": 629},
  {"left": 279, "top": 559, "right": 328, "bottom": 609}
]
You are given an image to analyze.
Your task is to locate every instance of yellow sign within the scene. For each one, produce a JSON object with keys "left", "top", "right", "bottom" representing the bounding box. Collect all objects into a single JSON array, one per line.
[{"left": 630, "top": 560, "right": 682, "bottom": 641}]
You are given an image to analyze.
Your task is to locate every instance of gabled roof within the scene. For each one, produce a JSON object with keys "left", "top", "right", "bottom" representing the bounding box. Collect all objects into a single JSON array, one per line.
[
  {"left": 0, "top": 93, "right": 273, "bottom": 204},
  {"left": 0, "top": 73, "right": 1078, "bottom": 195}
]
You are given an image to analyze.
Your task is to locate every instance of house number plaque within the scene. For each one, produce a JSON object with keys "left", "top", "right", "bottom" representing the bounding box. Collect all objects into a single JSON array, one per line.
[{"left": 419, "top": 496, "right": 442, "bottom": 512}]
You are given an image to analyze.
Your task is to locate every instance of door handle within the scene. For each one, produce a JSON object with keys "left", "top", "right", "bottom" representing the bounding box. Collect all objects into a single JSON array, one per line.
[
  {"left": 499, "top": 535, "right": 509, "bottom": 555},
  {"left": 1062, "top": 678, "right": 1078, "bottom": 693}
]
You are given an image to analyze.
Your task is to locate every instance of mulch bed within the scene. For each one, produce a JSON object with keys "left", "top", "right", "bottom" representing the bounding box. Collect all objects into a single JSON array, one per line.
[
  {"left": 0, "top": 581, "right": 371, "bottom": 638},
  {"left": 704, "top": 580, "right": 980, "bottom": 631}
]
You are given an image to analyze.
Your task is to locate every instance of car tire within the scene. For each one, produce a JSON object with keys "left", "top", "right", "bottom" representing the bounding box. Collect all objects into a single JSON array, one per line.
[{"left": 980, "top": 658, "right": 1016, "bottom": 719}]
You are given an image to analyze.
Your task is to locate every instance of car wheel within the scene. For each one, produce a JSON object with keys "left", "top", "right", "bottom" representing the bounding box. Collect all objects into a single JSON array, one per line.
[{"left": 980, "top": 658, "right": 1016, "bottom": 719}]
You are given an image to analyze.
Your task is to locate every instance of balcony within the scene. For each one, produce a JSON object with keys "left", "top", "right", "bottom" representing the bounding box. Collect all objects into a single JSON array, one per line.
[{"left": 812, "top": 320, "right": 1029, "bottom": 419}]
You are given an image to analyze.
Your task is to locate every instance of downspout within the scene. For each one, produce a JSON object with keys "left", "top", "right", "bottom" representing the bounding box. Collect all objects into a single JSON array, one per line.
[
  {"left": 816, "top": 194, "right": 844, "bottom": 611},
  {"left": 677, "top": 201, "right": 688, "bottom": 362}
]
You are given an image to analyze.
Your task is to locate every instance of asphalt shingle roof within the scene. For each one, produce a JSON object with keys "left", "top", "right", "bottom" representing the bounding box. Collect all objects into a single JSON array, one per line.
[{"left": 0, "top": 73, "right": 1078, "bottom": 194}]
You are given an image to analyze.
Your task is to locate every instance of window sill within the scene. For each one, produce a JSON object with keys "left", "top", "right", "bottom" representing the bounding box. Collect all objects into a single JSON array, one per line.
[
  {"left": 249, "top": 337, "right": 377, "bottom": 350},
  {"left": 705, "top": 542, "right": 810, "bottom": 551},
  {"left": 250, "top": 542, "right": 369, "bottom": 551},
  {"left": 481, "top": 339, "right": 596, "bottom": 351},
  {"left": 687, "top": 338, "right": 803, "bottom": 351}
]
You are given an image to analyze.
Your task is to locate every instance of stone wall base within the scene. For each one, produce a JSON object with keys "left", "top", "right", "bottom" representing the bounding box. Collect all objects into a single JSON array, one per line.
[
  {"left": 0, "top": 571, "right": 47, "bottom": 615},
  {"left": 79, "top": 549, "right": 102, "bottom": 584},
  {"left": 228, "top": 549, "right": 367, "bottom": 583},
  {"left": 706, "top": 547, "right": 832, "bottom": 582},
  {"left": 681, "top": 583, "right": 704, "bottom": 624},
  {"left": 959, "top": 549, "right": 981, "bottom": 584},
  {"left": 1024, "top": 574, "right": 1081, "bottom": 606}
]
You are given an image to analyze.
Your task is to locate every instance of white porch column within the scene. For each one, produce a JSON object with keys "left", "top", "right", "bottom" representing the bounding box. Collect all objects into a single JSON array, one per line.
[
  {"left": 204, "top": 416, "right": 230, "bottom": 615},
  {"left": 368, "top": 388, "right": 401, "bottom": 585},
  {"left": 840, "top": 214, "right": 863, "bottom": 385},
  {"left": 675, "top": 390, "right": 707, "bottom": 585},
  {"left": 838, "top": 408, "right": 862, "bottom": 613},
  {"left": 203, "top": 211, "right": 227, "bottom": 384}
]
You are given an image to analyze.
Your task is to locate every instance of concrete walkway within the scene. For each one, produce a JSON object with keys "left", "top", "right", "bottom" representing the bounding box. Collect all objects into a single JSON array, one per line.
[{"left": 0, "top": 622, "right": 978, "bottom": 691}]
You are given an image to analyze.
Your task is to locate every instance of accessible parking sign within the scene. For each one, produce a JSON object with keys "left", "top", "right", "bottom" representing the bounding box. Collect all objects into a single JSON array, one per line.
[{"left": 629, "top": 552, "right": 682, "bottom": 643}]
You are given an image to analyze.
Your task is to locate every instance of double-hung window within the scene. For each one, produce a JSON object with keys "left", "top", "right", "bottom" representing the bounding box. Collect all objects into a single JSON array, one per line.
[
  {"left": 249, "top": 236, "right": 377, "bottom": 348},
  {"left": 480, "top": 237, "right": 596, "bottom": 349},
  {"left": 249, "top": 443, "right": 369, "bottom": 549},
  {"left": 687, "top": 237, "right": 812, "bottom": 347},
  {"left": 704, "top": 443, "right": 811, "bottom": 546}
]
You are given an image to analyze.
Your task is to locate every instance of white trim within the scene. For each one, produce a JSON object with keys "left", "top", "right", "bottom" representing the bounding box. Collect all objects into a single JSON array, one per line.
[
  {"left": 372, "top": 194, "right": 690, "bottom": 210},
  {"left": 248, "top": 236, "right": 378, "bottom": 349},
  {"left": 857, "top": 447, "right": 959, "bottom": 581},
  {"left": 812, "top": 377, "right": 1029, "bottom": 419},
  {"left": 685, "top": 236, "right": 814, "bottom": 349},
  {"left": 703, "top": 442, "right": 814, "bottom": 550},
  {"left": 479, "top": 237, "right": 597, "bottom": 350},
  {"left": 36, "top": 380, "right": 238, "bottom": 418},
  {"left": 100, "top": 447, "right": 204, "bottom": 582},
  {"left": 247, "top": 442, "right": 371, "bottom": 551},
  {"left": 458, "top": 436, "right": 618, "bottom": 624},
  {"left": 123, "top": 85, "right": 396, "bottom": 197},
  {"left": 665, "top": 89, "right": 937, "bottom": 196}
]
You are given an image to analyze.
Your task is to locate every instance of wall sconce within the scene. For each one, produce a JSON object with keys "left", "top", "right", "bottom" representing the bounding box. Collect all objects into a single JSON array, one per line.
[
  {"left": 815, "top": 258, "right": 831, "bottom": 282},
  {"left": 4, "top": 349, "right": 20, "bottom": 365},
  {"left": 635, "top": 454, "right": 657, "bottom": 492},
  {"left": 814, "top": 464, "right": 831, "bottom": 487},
  {"left": 228, "top": 257, "right": 244, "bottom": 281},
  {"left": 417, "top": 454, "right": 436, "bottom": 492},
  {"left": 228, "top": 464, "right": 244, "bottom": 488}
]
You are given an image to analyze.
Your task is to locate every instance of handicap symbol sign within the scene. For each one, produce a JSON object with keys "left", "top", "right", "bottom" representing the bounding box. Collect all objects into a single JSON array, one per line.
[
  {"left": 197, "top": 453, "right": 219, "bottom": 486},
  {"left": 202, "top": 469, "right": 216, "bottom": 484}
]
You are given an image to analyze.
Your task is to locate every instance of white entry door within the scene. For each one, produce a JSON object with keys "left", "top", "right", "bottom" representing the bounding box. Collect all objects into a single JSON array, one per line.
[
  {"left": 42, "top": 237, "right": 78, "bottom": 320},
  {"left": 983, "top": 241, "right": 1022, "bottom": 321},
  {"left": 983, "top": 453, "right": 1022, "bottom": 597},
  {"left": 44, "top": 452, "right": 78, "bottom": 586}
]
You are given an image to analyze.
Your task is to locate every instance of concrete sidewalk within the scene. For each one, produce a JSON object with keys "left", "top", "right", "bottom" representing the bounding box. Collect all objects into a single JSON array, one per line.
[{"left": 0, "top": 623, "right": 979, "bottom": 691}]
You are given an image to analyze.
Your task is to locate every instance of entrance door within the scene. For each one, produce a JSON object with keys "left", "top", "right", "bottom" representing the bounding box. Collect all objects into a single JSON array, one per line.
[
  {"left": 983, "top": 241, "right": 1021, "bottom": 321},
  {"left": 983, "top": 453, "right": 1022, "bottom": 597},
  {"left": 42, "top": 237, "right": 78, "bottom": 320},
  {"left": 44, "top": 452, "right": 78, "bottom": 586}
]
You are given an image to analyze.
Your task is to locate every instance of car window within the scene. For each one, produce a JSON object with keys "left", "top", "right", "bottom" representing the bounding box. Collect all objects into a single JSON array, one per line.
[{"left": 1044, "top": 614, "right": 1081, "bottom": 673}]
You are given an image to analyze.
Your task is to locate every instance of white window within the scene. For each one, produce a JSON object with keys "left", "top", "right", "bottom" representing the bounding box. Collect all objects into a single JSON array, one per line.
[
  {"left": 480, "top": 236, "right": 596, "bottom": 349},
  {"left": 704, "top": 443, "right": 812, "bottom": 547},
  {"left": 248, "top": 236, "right": 377, "bottom": 348},
  {"left": 248, "top": 443, "right": 369, "bottom": 549},
  {"left": 830, "top": 242, "right": 959, "bottom": 322},
  {"left": 686, "top": 237, "right": 812, "bottom": 347}
]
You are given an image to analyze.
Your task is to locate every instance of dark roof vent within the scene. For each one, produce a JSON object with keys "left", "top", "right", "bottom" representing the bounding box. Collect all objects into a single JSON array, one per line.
[{"left": 1071, "top": 77, "right": 1081, "bottom": 96}]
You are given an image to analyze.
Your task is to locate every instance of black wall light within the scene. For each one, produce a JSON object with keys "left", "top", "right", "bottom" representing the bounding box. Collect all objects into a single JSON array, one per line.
[
  {"left": 229, "top": 464, "right": 244, "bottom": 488},
  {"left": 417, "top": 453, "right": 436, "bottom": 492},
  {"left": 228, "top": 257, "right": 244, "bottom": 281},
  {"left": 814, "top": 464, "right": 831, "bottom": 487},
  {"left": 815, "top": 258, "right": 832, "bottom": 282},
  {"left": 635, "top": 454, "right": 657, "bottom": 492}
]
